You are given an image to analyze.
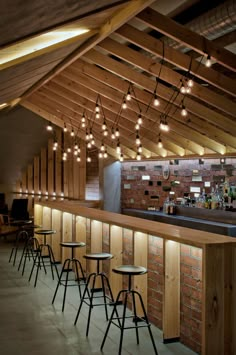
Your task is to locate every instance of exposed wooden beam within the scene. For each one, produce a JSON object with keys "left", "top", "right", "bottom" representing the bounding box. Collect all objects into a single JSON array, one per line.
[
  {"left": 43, "top": 80, "right": 176, "bottom": 156},
  {"left": 137, "top": 8, "right": 236, "bottom": 72},
  {"left": 115, "top": 23, "right": 236, "bottom": 97},
  {"left": 82, "top": 49, "right": 236, "bottom": 136},
  {"left": 14, "top": 0, "right": 155, "bottom": 107},
  {"left": 60, "top": 67, "right": 236, "bottom": 150},
  {"left": 29, "top": 90, "right": 153, "bottom": 158},
  {"left": 67, "top": 60, "right": 230, "bottom": 154},
  {"left": 99, "top": 37, "right": 236, "bottom": 117},
  {"left": 37, "top": 85, "right": 165, "bottom": 157},
  {"left": 0, "top": 30, "right": 96, "bottom": 72},
  {"left": 21, "top": 99, "right": 129, "bottom": 160}
]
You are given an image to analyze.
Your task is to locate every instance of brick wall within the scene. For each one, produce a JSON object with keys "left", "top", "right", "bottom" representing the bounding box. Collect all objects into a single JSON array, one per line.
[
  {"left": 180, "top": 244, "right": 202, "bottom": 353},
  {"left": 121, "top": 158, "right": 236, "bottom": 210}
]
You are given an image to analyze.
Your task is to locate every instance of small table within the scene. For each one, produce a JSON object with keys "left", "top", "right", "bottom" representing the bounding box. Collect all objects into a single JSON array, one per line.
[{"left": 29, "top": 229, "right": 59, "bottom": 287}]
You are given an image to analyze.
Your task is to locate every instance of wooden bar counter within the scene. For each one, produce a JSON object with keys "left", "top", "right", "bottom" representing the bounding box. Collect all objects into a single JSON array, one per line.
[{"left": 34, "top": 200, "right": 236, "bottom": 355}]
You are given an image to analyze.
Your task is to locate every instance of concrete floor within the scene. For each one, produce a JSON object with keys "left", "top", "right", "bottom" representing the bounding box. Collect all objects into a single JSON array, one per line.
[{"left": 0, "top": 238, "right": 197, "bottom": 355}]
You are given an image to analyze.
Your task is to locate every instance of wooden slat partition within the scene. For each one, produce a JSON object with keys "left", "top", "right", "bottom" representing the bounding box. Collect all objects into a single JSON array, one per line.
[
  {"left": 40, "top": 147, "right": 47, "bottom": 194},
  {"left": 35, "top": 201, "right": 236, "bottom": 355},
  {"left": 33, "top": 156, "right": 40, "bottom": 193},
  {"left": 47, "top": 138, "right": 54, "bottom": 195}
]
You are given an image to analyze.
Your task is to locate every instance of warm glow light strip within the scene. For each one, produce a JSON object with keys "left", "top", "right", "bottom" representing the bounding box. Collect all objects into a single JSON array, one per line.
[{"left": 0, "top": 27, "right": 90, "bottom": 66}]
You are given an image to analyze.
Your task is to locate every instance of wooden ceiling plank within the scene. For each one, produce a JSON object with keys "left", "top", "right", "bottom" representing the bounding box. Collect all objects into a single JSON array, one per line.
[
  {"left": 137, "top": 8, "right": 236, "bottom": 72},
  {"left": 82, "top": 49, "right": 236, "bottom": 136},
  {"left": 15, "top": 0, "right": 155, "bottom": 107},
  {"left": 0, "top": 30, "right": 96, "bottom": 72},
  {"left": 98, "top": 37, "right": 236, "bottom": 117},
  {"left": 115, "top": 23, "right": 236, "bottom": 97}
]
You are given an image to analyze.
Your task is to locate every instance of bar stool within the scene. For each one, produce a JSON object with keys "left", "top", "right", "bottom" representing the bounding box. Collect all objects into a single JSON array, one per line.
[
  {"left": 101, "top": 265, "right": 158, "bottom": 355},
  {"left": 28, "top": 229, "right": 59, "bottom": 287},
  {"left": 74, "top": 252, "right": 114, "bottom": 336},
  {"left": 9, "top": 220, "right": 32, "bottom": 266},
  {"left": 17, "top": 224, "right": 41, "bottom": 275},
  {"left": 52, "top": 241, "right": 86, "bottom": 312}
]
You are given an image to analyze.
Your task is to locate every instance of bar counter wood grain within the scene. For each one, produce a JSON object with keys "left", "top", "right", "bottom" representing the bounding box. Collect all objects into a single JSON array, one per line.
[{"left": 34, "top": 201, "right": 236, "bottom": 355}]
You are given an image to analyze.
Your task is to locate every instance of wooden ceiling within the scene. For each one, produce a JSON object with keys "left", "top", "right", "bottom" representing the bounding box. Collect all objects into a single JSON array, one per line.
[{"left": 1, "top": 0, "right": 236, "bottom": 160}]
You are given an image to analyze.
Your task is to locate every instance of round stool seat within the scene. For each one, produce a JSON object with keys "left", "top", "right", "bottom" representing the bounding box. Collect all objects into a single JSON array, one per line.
[
  {"left": 84, "top": 252, "right": 113, "bottom": 261},
  {"left": 60, "top": 242, "right": 86, "bottom": 248},
  {"left": 113, "top": 265, "right": 147, "bottom": 276},
  {"left": 35, "top": 229, "right": 56, "bottom": 235}
]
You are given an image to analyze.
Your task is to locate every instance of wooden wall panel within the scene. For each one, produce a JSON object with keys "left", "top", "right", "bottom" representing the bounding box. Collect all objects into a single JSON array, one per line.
[
  {"left": 55, "top": 130, "right": 62, "bottom": 196},
  {"left": 41, "top": 147, "right": 47, "bottom": 194},
  {"left": 62, "top": 212, "right": 73, "bottom": 262},
  {"left": 110, "top": 225, "right": 123, "bottom": 299},
  {"left": 47, "top": 138, "right": 54, "bottom": 195},
  {"left": 33, "top": 156, "right": 40, "bottom": 193}
]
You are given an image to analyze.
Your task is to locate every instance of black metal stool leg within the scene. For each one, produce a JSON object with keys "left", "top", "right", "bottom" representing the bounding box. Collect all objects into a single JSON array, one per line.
[
  {"left": 135, "top": 291, "right": 159, "bottom": 355},
  {"left": 62, "top": 259, "right": 71, "bottom": 312},
  {"left": 101, "top": 294, "right": 119, "bottom": 350},
  {"left": 131, "top": 291, "right": 140, "bottom": 345},
  {"left": 48, "top": 244, "right": 59, "bottom": 279},
  {"left": 74, "top": 260, "right": 82, "bottom": 298},
  {"left": 118, "top": 292, "right": 128, "bottom": 355},
  {"left": 52, "top": 259, "right": 68, "bottom": 306},
  {"left": 74, "top": 273, "right": 93, "bottom": 325},
  {"left": 86, "top": 273, "right": 96, "bottom": 336}
]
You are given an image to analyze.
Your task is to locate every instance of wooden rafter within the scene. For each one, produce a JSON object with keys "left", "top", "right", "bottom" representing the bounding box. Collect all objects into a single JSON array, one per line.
[
  {"left": 82, "top": 49, "right": 236, "bottom": 136},
  {"left": 115, "top": 23, "right": 236, "bottom": 97},
  {"left": 137, "top": 8, "right": 236, "bottom": 72},
  {"left": 15, "top": 0, "right": 155, "bottom": 107}
]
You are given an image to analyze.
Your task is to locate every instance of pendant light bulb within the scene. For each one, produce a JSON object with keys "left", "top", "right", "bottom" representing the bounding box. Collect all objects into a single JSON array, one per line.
[
  {"left": 87, "top": 156, "right": 91, "bottom": 163},
  {"left": 205, "top": 54, "right": 211, "bottom": 67},
  {"left": 181, "top": 105, "right": 187, "bottom": 116},
  {"left": 119, "top": 153, "right": 124, "bottom": 162},
  {"left": 137, "top": 114, "right": 143, "bottom": 125},
  {"left": 47, "top": 122, "right": 53, "bottom": 131},
  {"left": 63, "top": 123, "right": 67, "bottom": 132},
  {"left": 126, "top": 91, "right": 131, "bottom": 101},
  {"left": 158, "top": 138, "right": 163, "bottom": 149},
  {"left": 122, "top": 100, "right": 127, "bottom": 109},
  {"left": 115, "top": 128, "right": 120, "bottom": 137},
  {"left": 187, "top": 79, "right": 194, "bottom": 88},
  {"left": 154, "top": 95, "right": 160, "bottom": 106},
  {"left": 136, "top": 152, "right": 141, "bottom": 161}
]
